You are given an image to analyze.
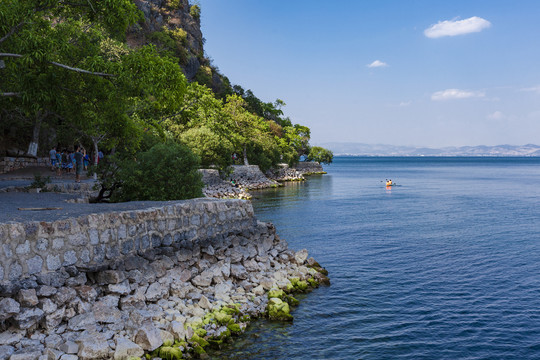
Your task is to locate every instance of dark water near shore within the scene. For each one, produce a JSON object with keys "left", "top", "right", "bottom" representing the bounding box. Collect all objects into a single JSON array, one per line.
[{"left": 210, "top": 157, "right": 540, "bottom": 359}]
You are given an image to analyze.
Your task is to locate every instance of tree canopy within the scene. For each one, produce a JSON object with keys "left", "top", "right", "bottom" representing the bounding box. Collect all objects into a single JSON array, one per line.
[{"left": 1, "top": 0, "right": 332, "bottom": 179}]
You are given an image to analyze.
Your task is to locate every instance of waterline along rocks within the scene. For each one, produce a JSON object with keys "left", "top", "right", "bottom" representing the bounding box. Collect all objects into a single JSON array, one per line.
[{"left": 0, "top": 198, "right": 329, "bottom": 359}]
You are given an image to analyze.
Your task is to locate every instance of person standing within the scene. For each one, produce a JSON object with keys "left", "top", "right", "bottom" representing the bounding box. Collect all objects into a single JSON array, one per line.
[
  {"left": 74, "top": 146, "right": 84, "bottom": 183},
  {"left": 49, "top": 146, "right": 57, "bottom": 171},
  {"left": 83, "top": 149, "right": 89, "bottom": 170}
]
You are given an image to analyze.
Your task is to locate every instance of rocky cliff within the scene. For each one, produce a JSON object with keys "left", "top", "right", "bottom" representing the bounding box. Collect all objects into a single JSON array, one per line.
[{"left": 128, "top": 0, "right": 226, "bottom": 91}]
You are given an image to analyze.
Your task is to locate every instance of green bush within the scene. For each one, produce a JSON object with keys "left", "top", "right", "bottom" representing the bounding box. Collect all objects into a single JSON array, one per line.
[
  {"left": 147, "top": 28, "right": 189, "bottom": 63},
  {"left": 194, "top": 65, "right": 213, "bottom": 88},
  {"left": 29, "top": 174, "right": 51, "bottom": 189},
  {"left": 113, "top": 142, "right": 203, "bottom": 202},
  {"left": 190, "top": 4, "right": 201, "bottom": 20}
]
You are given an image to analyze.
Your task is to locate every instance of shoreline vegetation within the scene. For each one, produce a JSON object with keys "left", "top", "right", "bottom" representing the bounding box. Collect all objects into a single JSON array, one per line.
[{"left": 0, "top": 1, "right": 334, "bottom": 202}]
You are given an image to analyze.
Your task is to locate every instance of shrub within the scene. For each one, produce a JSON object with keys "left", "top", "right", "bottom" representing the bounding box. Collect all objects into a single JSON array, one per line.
[
  {"left": 194, "top": 66, "right": 213, "bottom": 88},
  {"left": 112, "top": 143, "right": 203, "bottom": 202},
  {"left": 29, "top": 174, "right": 51, "bottom": 189},
  {"left": 190, "top": 4, "right": 201, "bottom": 20},
  {"left": 147, "top": 28, "right": 189, "bottom": 63}
]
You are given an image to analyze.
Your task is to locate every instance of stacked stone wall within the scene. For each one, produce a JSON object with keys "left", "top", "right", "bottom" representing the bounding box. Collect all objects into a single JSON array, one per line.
[
  {"left": 295, "top": 161, "right": 325, "bottom": 175},
  {"left": 227, "top": 165, "right": 278, "bottom": 189},
  {"left": 0, "top": 199, "right": 254, "bottom": 289},
  {"left": 0, "top": 157, "right": 50, "bottom": 174},
  {"left": 0, "top": 198, "right": 328, "bottom": 359}
]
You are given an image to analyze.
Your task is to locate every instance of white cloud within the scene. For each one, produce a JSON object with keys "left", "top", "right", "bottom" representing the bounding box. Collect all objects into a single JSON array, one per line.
[
  {"left": 487, "top": 111, "right": 505, "bottom": 120},
  {"left": 431, "top": 89, "right": 485, "bottom": 101},
  {"left": 424, "top": 16, "right": 491, "bottom": 38},
  {"left": 399, "top": 101, "right": 411, "bottom": 107},
  {"left": 367, "top": 60, "right": 388, "bottom": 68},
  {"left": 521, "top": 85, "right": 540, "bottom": 94}
]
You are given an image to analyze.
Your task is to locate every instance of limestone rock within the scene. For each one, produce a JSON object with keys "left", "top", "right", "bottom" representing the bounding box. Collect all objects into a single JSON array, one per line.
[
  {"left": 97, "top": 270, "right": 126, "bottom": 285},
  {"left": 134, "top": 325, "right": 163, "bottom": 351},
  {"left": 0, "top": 331, "right": 24, "bottom": 346},
  {"left": 0, "top": 298, "right": 20, "bottom": 321},
  {"left": 36, "top": 285, "right": 57, "bottom": 297},
  {"left": 113, "top": 337, "right": 144, "bottom": 360},
  {"left": 9, "top": 349, "right": 42, "bottom": 360},
  {"left": 59, "top": 355, "right": 78, "bottom": 360},
  {"left": 75, "top": 285, "right": 98, "bottom": 302},
  {"left": 230, "top": 264, "right": 248, "bottom": 280},
  {"left": 167, "top": 321, "right": 187, "bottom": 341},
  {"left": 294, "top": 249, "right": 309, "bottom": 265},
  {"left": 14, "top": 307, "right": 44, "bottom": 329},
  {"left": 191, "top": 270, "right": 213, "bottom": 287},
  {"left": 53, "top": 287, "right": 77, "bottom": 305},
  {"left": 18, "top": 288, "right": 39, "bottom": 306},
  {"left": 252, "top": 285, "right": 265, "bottom": 296},
  {"left": 108, "top": 280, "right": 131, "bottom": 295},
  {"left": 145, "top": 282, "right": 168, "bottom": 302},
  {"left": 67, "top": 313, "right": 96, "bottom": 331},
  {"left": 40, "top": 298, "right": 57, "bottom": 314},
  {"left": 59, "top": 340, "right": 79, "bottom": 354},
  {"left": 93, "top": 301, "right": 122, "bottom": 324},
  {"left": 0, "top": 345, "right": 14, "bottom": 360},
  {"left": 43, "top": 307, "right": 65, "bottom": 331},
  {"left": 77, "top": 333, "right": 110, "bottom": 360},
  {"left": 198, "top": 295, "right": 211, "bottom": 310}
]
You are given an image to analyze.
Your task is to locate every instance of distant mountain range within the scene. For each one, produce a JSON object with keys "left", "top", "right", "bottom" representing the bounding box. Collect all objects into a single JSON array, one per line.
[{"left": 317, "top": 143, "right": 540, "bottom": 157}]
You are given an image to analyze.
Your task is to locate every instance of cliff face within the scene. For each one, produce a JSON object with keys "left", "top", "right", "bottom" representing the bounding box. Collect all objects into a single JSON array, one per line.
[{"left": 127, "top": 0, "right": 205, "bottom": 81}]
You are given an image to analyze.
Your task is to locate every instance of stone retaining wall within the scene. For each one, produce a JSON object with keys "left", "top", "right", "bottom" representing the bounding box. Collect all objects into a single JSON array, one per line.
[
  {"left": 228, "top": 165, "right": 278, "bottom": 189},
  {"left": 0, "top": 198, "right": 329, "bottom": 359},
  {"left": 0, "top": 157, "right": 50, "bottom": 174},
  {"left": 295, "top": 161, "right": 325, "bottom": 175},
  {"left": 0, "top": 199, "right": 254, "bottom": 288}
]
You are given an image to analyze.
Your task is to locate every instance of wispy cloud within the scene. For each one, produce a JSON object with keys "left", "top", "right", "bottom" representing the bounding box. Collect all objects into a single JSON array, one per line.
[
  {"left": 521, "top": 85, "right": 540, "bottom": 94},
  {"left": 367, "top": 60, "right": 388, "bottom": 68},
  {"left": 431, "top": 89, "right": 485, "bottom": 101},
  {"left": 487, "top": 111, "right": 505, "bottom": 120},
  {"left": 424, "top": 16, "right": 491, "bottom": 38},
  {"left": 399, "top": 101, "right": 411, "bottom": 107}
]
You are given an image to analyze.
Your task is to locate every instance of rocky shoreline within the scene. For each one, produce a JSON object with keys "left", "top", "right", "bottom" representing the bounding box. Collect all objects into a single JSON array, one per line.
[{"left": 0, "top": 198, "right": 329, "bottom": 360}]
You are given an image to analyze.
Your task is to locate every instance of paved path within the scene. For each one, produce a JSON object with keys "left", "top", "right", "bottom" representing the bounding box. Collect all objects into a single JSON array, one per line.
[
  {"left": 0, "top": 166, "right": 93, "bottom": 190},
  {"left": 0, "top": 166, "right": 182, "bottom": 223},
  {"left": 0, "top": 192, "right": 180, "bottom": 223}
]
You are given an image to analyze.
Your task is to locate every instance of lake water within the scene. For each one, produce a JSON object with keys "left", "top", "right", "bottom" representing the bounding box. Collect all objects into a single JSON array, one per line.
[{"left": 209, "top": 157, "right": 540, "bottom": 359}]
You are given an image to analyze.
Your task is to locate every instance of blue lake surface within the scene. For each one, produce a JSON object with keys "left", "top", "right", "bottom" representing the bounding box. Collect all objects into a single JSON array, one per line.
[{"left": 209, "top": 157, "right": 540, "bottom": 359}]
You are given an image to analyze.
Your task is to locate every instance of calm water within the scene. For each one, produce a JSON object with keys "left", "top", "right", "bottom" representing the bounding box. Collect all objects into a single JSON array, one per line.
[{"left": 210, "top": 157, "right": 540, "bottom": 360}]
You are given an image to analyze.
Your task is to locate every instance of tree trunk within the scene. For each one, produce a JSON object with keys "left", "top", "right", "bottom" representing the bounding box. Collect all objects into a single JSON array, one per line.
[
  {"left": 92, "top": 138, "right": 99, "bottom": 180},
  {"left": 243, "top": 144, "right": 249, "bottom": 165},
  {"left": 26, "top": 112, "right": 44, "bottom": 157},
  {"left": 92, "top": 139, "right": 99, "bottom": 166}
]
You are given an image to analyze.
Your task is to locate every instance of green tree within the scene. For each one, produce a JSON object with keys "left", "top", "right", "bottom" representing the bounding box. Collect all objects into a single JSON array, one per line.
[
  {"left": 179, "top": 126, "right": 233, "bottom": 169},
  {"left": 0, "top": 0, "right": 141, "bottom": 156},
  {"left": 306, "top": 146, "right": 334, "bottom": 164}
]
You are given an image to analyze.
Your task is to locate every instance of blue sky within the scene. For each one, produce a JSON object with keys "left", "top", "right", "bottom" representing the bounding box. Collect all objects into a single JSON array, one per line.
[{"left": 199, "top": 0, "right": 540, "bottom": 147}]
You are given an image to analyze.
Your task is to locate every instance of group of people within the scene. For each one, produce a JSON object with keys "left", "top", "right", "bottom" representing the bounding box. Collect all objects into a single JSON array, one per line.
[{"left": 49, "top": 146, "right": 94, "bottom": 183}]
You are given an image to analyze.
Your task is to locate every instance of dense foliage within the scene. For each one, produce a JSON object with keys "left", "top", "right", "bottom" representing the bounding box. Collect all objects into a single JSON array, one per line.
[
  {"left": 113, "top": 143, "right": 203, "bottom": 202},
  {"left": 0, "top": 1, "right": 332, "bottom": 201},
  {"left": 307, "top": 146, "right": 334, "bottom": 164}
]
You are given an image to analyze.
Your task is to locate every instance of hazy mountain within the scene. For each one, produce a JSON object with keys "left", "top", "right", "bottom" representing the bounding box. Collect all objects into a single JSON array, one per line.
[{"left": 317, "top": 143, "right": 540, "bottom": 157}]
